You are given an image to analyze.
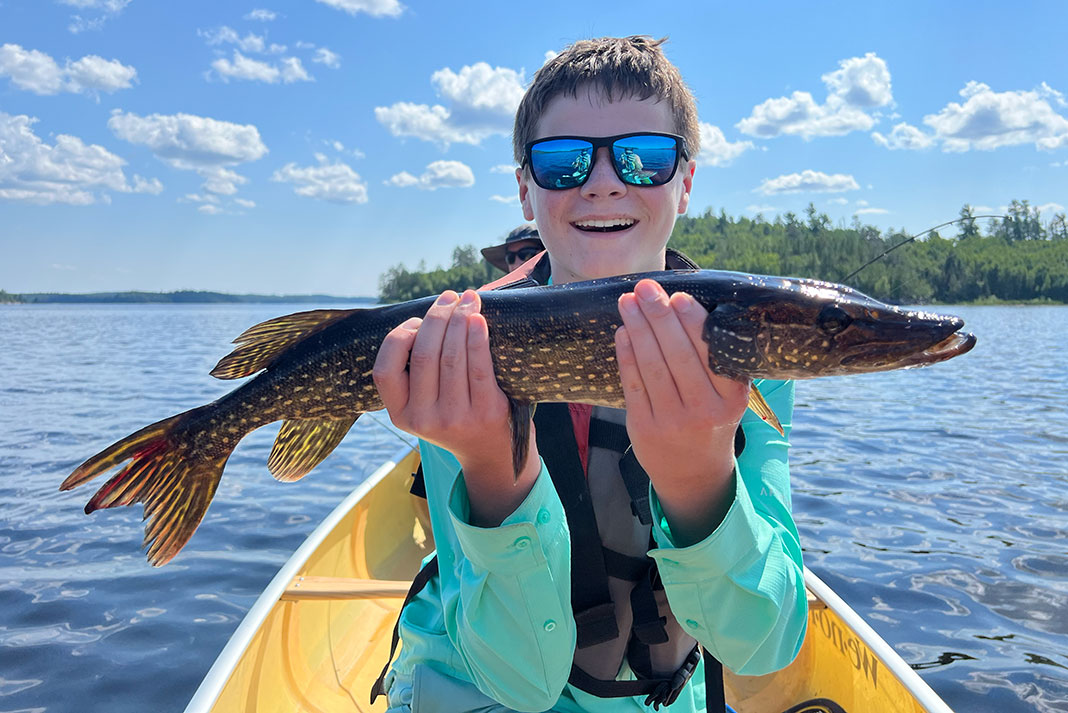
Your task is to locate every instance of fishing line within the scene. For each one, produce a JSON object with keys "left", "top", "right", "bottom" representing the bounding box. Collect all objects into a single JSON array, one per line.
[{"left": 840, "top": 214, "right": 1006, "bottom": 283}]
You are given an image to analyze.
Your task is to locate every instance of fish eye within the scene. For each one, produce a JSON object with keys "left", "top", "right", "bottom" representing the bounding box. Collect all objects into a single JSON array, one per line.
[{"left": 818, "top": 305, "right": 853, "bottom": 335}]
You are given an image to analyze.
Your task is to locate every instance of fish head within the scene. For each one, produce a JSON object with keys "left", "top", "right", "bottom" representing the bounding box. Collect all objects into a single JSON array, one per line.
[{"left": 700, "top": 274, "right": 976, "bottom": 380}]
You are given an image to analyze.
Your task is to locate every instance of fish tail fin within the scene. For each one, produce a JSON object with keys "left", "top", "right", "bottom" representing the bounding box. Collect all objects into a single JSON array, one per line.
[
  {"left": 267, "top": 416, "right": 358, "bottom": 482},
  {"left": 60, "top": 405, "right": 229, "bottom": 566},
  {"left": 508, "top": 399, "right": 534, "bottom": 482}
]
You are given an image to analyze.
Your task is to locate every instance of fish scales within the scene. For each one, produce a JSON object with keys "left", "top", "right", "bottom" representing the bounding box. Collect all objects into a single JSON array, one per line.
[{"left": 60, "top": 269, "right": 976, "bottom": 565}]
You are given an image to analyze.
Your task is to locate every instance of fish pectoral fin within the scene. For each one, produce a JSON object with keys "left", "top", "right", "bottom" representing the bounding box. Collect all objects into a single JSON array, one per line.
[
  {"left": 268, "top": 417, "right": 358, "bottom": 482},
  {"left": 508, "top": 398, "right": 534, "bottom": 482},
  {"left": 211, "top": 309, "right": 355, "bottom": 380},
  {"left": 747, "top": 384, "right": 785, "bottom": 436}
]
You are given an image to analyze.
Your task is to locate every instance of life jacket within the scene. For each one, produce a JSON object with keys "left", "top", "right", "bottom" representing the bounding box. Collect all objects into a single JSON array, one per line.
[{"left": 372, "top": 250, "right": 729, "bottom": 712}]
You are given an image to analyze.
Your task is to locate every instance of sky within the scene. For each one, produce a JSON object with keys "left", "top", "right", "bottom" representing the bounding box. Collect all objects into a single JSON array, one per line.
[{"left": 1, "top": 1, "right": 1066, "bottom": 296}]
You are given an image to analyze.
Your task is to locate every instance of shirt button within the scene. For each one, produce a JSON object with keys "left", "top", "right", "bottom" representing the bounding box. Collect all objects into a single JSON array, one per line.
[
  {"left": 543, "top": 619, "right": 557, "bottom": 632},
  {"left": 513, "top": 536, "right": 531, "bottom": 550},
  {"left": 537, "top": 509, "right": 551, "bottom": 524},
  {"left": 685, "top": 619, "right": 700, "bottom": 630}
]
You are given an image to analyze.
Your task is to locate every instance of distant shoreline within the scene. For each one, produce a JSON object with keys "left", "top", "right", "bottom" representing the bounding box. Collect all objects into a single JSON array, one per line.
[{"left": 1, "top": 290, "right": 376, "bottom": 305}]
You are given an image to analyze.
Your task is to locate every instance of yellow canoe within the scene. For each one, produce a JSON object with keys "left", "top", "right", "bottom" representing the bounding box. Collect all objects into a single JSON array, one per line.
[{"left": 185, "top": 442, "right": 955, "bottom": 713}]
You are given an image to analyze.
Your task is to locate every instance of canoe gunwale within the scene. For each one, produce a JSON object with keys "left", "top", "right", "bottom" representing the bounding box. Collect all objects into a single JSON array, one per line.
[
  {"left": 183, "top": 440, "right": 418, "bottom": 713},
  {"left": 802, "top": 568, "right": 953, "bottom": 713}
]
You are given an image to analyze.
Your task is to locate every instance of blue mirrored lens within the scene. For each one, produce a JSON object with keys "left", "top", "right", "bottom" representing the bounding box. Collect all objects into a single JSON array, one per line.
[
  {"left": 530, "top": 139, "right": 593, "bottom": 189},
  {"left": 612, "top": 135, "right": 679, "bottom": 185}
]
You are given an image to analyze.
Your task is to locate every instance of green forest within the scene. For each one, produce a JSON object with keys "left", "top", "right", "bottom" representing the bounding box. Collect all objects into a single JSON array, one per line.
[{"left": 378, "top": 201, "right": 1068, "bottom": 305}]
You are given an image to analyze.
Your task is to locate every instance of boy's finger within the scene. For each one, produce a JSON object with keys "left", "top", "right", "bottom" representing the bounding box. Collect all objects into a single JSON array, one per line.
[
  {"left": 408, "top": 291, "right": 458, "bottom": 406},
  {"left": 438, "top": 291, "right": 478, "bottom": 409},
  {"left": 633, "top": 282, "right": 712, "bottom": 405},
  {"left": 372, "top": 317, "right": 422, "bottom": 413},
  {"left": 672, "top": 293, "right": 750, "bottom": 402},
  {"left": 617, "top": 290, "right": 679, "bottom": 408},
  {"left": 466, "top": 311, "right": 502, "bottom": 406},
  {"left": 615, "top": 325, "right": 652, "bottom": 417}
]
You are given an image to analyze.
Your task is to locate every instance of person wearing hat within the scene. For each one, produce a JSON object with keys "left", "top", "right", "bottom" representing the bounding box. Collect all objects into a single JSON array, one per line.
[{"left": 480, "top": 223, "right": 544, "bottom": 273}]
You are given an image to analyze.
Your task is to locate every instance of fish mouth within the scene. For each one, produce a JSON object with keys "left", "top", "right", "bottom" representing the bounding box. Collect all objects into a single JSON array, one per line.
[
  {"left": 840, "top": 330, "right": 977, "bottom": 370},
  {"left": 902, "top": 330, "right": 977, "bottom": 367}
]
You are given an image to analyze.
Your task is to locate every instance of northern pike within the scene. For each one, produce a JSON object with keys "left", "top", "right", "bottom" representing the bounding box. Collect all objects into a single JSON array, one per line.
[{"left": 61, "top": 270, "right": 976, "bottom": 565}]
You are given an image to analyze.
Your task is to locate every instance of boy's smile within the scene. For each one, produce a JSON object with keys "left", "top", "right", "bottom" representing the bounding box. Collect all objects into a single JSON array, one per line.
[{"left": 517, "top": 87, "right": 695, "bottom": 284}]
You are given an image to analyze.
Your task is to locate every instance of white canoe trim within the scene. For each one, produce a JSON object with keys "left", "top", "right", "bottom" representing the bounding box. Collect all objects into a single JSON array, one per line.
[
  {"left": 803, "top": 567, "right": 954, "bottom": 713},
  {"left": 184, "top": 441, "right": 418, "bottom": 713}
]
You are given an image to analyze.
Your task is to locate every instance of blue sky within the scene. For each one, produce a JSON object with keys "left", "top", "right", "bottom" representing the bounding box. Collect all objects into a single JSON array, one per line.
[{"left": 2, "top": 0, "right": 1066, "bottom": 296}]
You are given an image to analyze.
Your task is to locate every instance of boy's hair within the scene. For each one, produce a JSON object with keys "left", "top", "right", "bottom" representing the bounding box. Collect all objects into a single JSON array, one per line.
[{"left": 512, "top": 36, "right": 700, "bottom": 164}]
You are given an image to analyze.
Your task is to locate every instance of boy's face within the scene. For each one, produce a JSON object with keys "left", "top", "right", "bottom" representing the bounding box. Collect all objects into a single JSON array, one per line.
[{"left": 517, "top": 88, "right": 695, "bottom": 284}]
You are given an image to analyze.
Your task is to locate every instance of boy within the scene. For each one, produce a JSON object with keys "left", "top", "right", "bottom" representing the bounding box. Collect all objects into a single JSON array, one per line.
[{"left": 372, "top": 36, "right": 807, "bottom": 712}]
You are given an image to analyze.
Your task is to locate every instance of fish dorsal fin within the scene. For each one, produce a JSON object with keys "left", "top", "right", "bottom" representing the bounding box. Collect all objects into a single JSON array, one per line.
[
  {"left": 747, "top": 384, "right": 785, "bottom": 436},
  {"left": 210, "top": 309, "right": 355, "bottom": 380},
  {"left": 267, "top": 417, "right": 358, "bottom": 482}
]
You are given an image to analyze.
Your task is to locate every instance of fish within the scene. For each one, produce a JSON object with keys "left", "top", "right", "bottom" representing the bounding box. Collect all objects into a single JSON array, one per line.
[{"left": 60, "top": 269, "right": 976, "bottom": 565}]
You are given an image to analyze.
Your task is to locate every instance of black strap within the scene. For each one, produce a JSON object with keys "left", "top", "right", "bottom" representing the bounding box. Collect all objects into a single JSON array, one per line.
[
  {"left": 369, "top": 557, "right": 439, "bottom": 704},
  {"left": 409, "top": 463, "right": 427, "bottom": 499},
  {"left": 629, "top": 571, "right": 669, "bottom": 647},
  {"left": 601, "top": 547, "right": 650, "bottom": 582},
  {"left": 587, "top": 417, "right": 629, "bottom": 454},
  {"left": 534, "top": 402, "right": 618, "bottom": 649},
  {"left": 703, "top": 647, "right": 726, "bottom": 713}
]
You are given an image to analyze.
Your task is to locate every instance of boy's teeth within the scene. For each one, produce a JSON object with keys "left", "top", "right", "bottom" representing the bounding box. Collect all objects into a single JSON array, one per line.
[{"left": 574, "top": 219, "right": 635, "bottom": 231}]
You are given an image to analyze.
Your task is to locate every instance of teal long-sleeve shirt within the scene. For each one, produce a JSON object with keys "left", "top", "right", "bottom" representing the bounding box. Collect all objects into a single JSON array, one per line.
[{"left": 384, "top": 379, "right": 807, "bottom": 713}]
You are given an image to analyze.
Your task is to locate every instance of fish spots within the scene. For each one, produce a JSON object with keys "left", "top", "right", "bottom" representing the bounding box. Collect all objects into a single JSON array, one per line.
[
  {"left": 338, "top": 369, "right": 350, "bottom": 376},
  {"left": 355, "top": 355, "right": 367, "bottom": 362}
]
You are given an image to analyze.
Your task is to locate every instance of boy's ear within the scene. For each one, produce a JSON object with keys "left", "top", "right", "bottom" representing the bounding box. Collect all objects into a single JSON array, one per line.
[
  {"left": 517, "top": 167, "right": 535, "bottom": 221},
  {"left": 676, "top": 159, "right": 696, "bottom": 215}
]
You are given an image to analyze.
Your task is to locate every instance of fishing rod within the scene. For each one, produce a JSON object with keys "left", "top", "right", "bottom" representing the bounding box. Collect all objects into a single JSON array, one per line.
[{"left": 840, "top": 214, "right": 1007, "bottom": 283}]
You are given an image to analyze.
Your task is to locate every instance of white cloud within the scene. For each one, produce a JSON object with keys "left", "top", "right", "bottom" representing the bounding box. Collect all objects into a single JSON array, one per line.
[
  {"left": 1036, "top": 202, "right": 1065, "bottom": 215},
  {"left": 234, "top": 197, "right": 256, "bottom": 208},
  {"left": 746, "top": 204, "right": 777, "bottom": 214},
  {"left": 489, "top": 194, "right": 518, "bottom": 204},
  {"left": 245, "top": 9, "right": 277, "bottom": 21},
  {"left": 386, "top": 160, "right": 474, "bottom": 190},
  {"left": 375, "top": 62, "right": 524, "bottom": 147},
  {"left": 200, "top": 26, "right": 266, "bottom": 53},
  {"left": 923, "top": 81, "right": 1068, "bottom": 152},
  {"left": 0, "top": 44, "right": 136, "bottom": 96},
  {"left": 272, "top": 155, "right": 369, "bottom": 204},
  {"left": 108, "top": 110, "right": 267, "bottom": 198},
  {"left": 0, "top": 112, "right": 160, "bottom": 205},
  {"left": 490, "top": 164, "right": 516, "bottom": 174},
  {"left": 854, "top": 207, "right": 889, "bottom": 215},
  {"left": 821, "top": 53, "right": 893, "bottom": 108},
  {"left": 737, "top": 53, "right": 892, "bottom": 139},
  {"left": 198, "top": 203, "right": 223, "bottom": 215},
  {"left": 59, "top": 0, "right": 132, "bottom": 33},
  {"left": 827, "top": 197, "right": 849, "bottom": 205},
  {"left": 313, "top": 48, "right": 341, "bottom": 69},
  {"left": 756, "top": 170, "right": 860, "bottom": 195},
  {"left": 696, "top": 123, "right": 753, "bottom": 166},
  {"left": 132, "top": 175, "right": 163, "bottom": 194},
  {"left": 280, "top": 57, "right": 312, "bottom": 83},
  {"left": 871, "top": 122, "right": 935, "bottom": 150},
  {"left": 210, "top": 50, "right": 311, "bottom": 84},
  {"left": 315, "top": 0, "right": 403, "bottom": 18}
]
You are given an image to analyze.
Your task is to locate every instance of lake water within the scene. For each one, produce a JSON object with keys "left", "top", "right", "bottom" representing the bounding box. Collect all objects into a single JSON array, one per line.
[{"left": 0, "top": 303, "right": 1065, "bottom": 713}]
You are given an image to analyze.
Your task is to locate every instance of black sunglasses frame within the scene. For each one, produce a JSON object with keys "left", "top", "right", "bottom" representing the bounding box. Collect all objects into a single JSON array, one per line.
[
  {"left": 522, "top": 132, "right": 690, "bottom": 191},
  {"left": 505, "top": 246, "right": 542, "bottom": 264}
]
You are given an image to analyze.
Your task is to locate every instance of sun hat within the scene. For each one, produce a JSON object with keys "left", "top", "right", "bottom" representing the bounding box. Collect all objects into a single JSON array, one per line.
[{"left": 480, "top": 223, "right": 543, "bottom": 272}]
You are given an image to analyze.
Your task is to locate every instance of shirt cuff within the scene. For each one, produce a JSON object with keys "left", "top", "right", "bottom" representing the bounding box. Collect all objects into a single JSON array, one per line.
[
  {"left": 447, "top": 459, "right": 568, "bottom": 576},
  {"left": 648, "top": 464, "right": 772, "bottom": 583}
]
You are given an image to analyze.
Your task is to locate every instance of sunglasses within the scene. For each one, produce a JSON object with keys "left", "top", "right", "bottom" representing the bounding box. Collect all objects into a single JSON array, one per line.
[
  {"left": 523, "top": 132, "right": 689, "bottom": 191},
  {"left": 506, "top": 246, "right": 542, "bottom": 265}
]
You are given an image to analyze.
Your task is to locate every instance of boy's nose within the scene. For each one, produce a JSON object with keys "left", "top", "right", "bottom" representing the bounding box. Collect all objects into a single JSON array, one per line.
[{"left": 580, "top": 147, "right": 626, "bottom": 199}]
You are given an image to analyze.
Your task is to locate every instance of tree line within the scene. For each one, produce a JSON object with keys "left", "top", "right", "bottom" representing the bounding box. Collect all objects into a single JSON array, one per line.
[{"left": 378, "top": 200, "right": 1068, "bottom": 304}]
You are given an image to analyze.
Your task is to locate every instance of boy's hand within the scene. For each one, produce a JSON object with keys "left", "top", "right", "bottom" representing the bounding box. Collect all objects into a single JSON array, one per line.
[
  {"left": 615, "top": 279, "right": 750, "bottom": 546},
  {"left": 373, "top": 289, "right": 539, "bottom": 526}
]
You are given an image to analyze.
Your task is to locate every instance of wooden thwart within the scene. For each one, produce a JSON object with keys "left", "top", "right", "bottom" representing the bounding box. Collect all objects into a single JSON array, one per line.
[{"left": 281, "top": 575, "right": 411, "bottom": 601}]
